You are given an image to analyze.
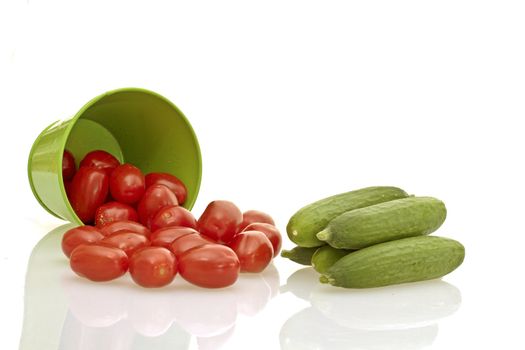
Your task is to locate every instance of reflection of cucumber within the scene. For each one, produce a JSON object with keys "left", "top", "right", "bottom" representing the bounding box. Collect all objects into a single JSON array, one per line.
[
  {"left": 321, "top": 236, "right": 465, "bottom": 288},
  {"left": 287, "top": 186, "right": 409, "bottom": 247},
  {"left": 311, "top": 246, "right": 353, "bottom": 274},
  {"left": 281, "top": 246, "right": 319, "bottom": 265},
  {"left": 317, "top": 197, "right": 446, "bottom": 249}
]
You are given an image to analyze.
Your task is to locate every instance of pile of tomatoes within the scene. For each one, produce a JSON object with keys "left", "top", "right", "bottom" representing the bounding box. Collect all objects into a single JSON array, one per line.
[{"left": 61, "top": 149, "right": 281, "bottom": 289}]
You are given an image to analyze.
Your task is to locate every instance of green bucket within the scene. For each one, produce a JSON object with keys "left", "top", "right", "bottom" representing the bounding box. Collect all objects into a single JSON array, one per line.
[{"left": 28, "top": 87, "right": 202, "bottom": 225}]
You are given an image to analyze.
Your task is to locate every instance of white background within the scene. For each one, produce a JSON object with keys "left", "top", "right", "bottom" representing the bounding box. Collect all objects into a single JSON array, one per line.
[{"left": 1, "top": 0, "right": 524, "bottom": 349}]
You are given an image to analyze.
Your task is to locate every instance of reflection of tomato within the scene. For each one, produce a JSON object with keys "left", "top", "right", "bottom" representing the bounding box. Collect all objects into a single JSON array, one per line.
[
  {"left": 150, "top": 205, "right": 197, "bottom": 231},
  {"left": 109, "top": 164, "right": 145, "bottom": 204},
  {"left": 170, "top": 234, "right": 213, "bottom": 258},
  {"left": 197, "top": 201, "right": 242, "bottom": 244},
  {"left": 99, "top": 220, "right": 150, "bottom": 238},
  {"left": 95, "top": 202, "right": 139, "bottom": 227},
  {"left": 145, "top": 172, "right": 188, "bottom": 205},
  {"left": 79, "top": 150, "right": 120, "bottom": 171},
  {"left": 129, "top": 247, "right": 177, "bottom": 288},
  {"left": 101, "top": 232, "right": 150, "bottom": 257},
  {"left": 61, "top": 225, "right": 104, "bottom": 258},
  {"left": 178, "top": 245, "right": 240, "bottom": 288},
  {"left": 150, "top": 226, "right": 198, "bottom": 249},
  {"left": 70, "top": 245, "right": 128, "bottom": 282},
  {"left": 69, "top": 167, "right": 109, "bottom": 224},
  {"left": 138, "top": 185, "right": 179, "bottom": 229},
  {"left": 243, "top": 223, "right": 282, "bottom": 257},
  {"left": 239, "top": 210, "right": 275, "bottom": 231},
  {"left": 62, "top": 150, "right": 76, "bottom": 181},
  {"left": 228, "top": 231, "right": 273, "bottom": 273}
]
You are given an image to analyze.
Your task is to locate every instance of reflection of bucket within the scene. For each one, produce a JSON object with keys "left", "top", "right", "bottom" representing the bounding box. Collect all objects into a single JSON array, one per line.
[{"left": 28, "top": 88, "right": 202, "bottom": 224}]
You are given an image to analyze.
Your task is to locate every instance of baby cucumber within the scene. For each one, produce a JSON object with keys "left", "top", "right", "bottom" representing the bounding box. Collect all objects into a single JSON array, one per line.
[
  {"left": 311, "top": 245, "right": 353, "bottom": 274},
  {"left": 320, "top": 236, "right": 465, "bottom": 288},
  {"left": 317, "top": 196, "right": 446, "bottom": 249},
  {"left": 281, "top": 246, "right": 320, "bottom": 265},
  {"left": 287, "top": 186, "right": 409, "bottom": 247}
]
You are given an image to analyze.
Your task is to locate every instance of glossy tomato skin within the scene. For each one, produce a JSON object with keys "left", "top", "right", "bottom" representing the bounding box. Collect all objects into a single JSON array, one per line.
[
  {"left": 138, "top": 185, "right": 179, "bottom": 229},
  {"left": 70, "top": 245, "right": 129, "bottom": 282},
  {"left": 170, "top": 234, "right": 214, "bottom": 258},
  {"left": 150, "top": 226, "right": 198, "bottom": 249},
  {"left": 62, "top": 225, "right": 105, "bottom": 258},
  {"left": 99, "top": 220, "right": 151, "bottom": 238},
  {"left": 95, "top": 202, "right": 139, "bottom": 227},
  {"left": 239, "top": 210, "right": 275, "bottom": 231},
  {"left": 228, "top": 231, "right": 274, "bottom": 273},
  {"left": 178, "top": 245, "right": 240, "bottom": 288},
  {"left": 150, "top": 205, "right": 197, "bottom": 232},
  {"left": 62, "top": 150, "right": 76, "bottom": 181},
  {"left": 109, "top": 164, "right": 145, "bottom": 204},
  {"left": 197, "top": 200, "right": 242, "bottom": 244},
  {"left": 129, "top": 247, "right": 177, "bottom": 288},
  {"left": 242, "top": 223, "right": 282, "bottom": 257},
  {"left": 101, "top": 232, "right": 150, "bottom": 257},
  {"left": 69, "top": 167, "right": 109, "bottom": 224},
  {"left": 79, "top": 150, "right": 120, "bottom": 171},
  {"left": 145, "top": 172, "right": 188, "bottom": 205}
]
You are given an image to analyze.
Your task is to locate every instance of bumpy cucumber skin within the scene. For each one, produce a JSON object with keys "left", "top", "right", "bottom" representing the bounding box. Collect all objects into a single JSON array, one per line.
[
  {"left": 321, "top": 236, "right": 465, "bottom": 288},
  {"left": 311, "top": 245, "right": 353, "bottom": 274},
  {"left": 281, "top": 246, "right": 320, "bottom": 265},
  {"left": 286, "top": 186, "right": 409, "bottom": 248},
  {"left": 317, "top": 196, "right": 446, "bottom": 249}
]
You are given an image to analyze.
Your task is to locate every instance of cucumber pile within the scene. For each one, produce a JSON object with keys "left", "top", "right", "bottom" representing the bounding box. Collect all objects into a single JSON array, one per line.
[{"left": 282, "top": 186, "right": 465, "bottom": 288}]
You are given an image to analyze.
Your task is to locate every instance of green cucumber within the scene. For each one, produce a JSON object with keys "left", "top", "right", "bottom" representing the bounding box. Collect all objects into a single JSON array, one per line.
[
  {"left": 281, "top": 246, "right": 319, "bottom": 265},
  {"left": 320, "top": 236, "right": 465, "bottom": 288},
  {"left": 287, "top": 186, "right": 409, "bottom": 247},
  {"left": 317, "top": 196, "right": 446, "bottom": 249},
  {"left": 311, "top": 245, "right": 353, "bottom": 274}
]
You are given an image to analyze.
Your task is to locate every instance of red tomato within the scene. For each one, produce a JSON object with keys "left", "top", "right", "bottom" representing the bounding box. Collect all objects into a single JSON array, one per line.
[
  {"left": 129, "top": 247, "right": 177, "bottom": 288},
  {"left": 79, "top": 150, "right": 120, "bottom": 171},
  {"left": 150, "top": 226, "right": 198, "bottom": 249},
  {"left": 70, "top": 245, "right": 128, "bottom": 282},
  {"left": 109, "top": 163, "right": 145, "bottom": 205},
  {"left": 137, "top": 184, "right": 179, "bottom": 229},
  {"left": 197, "top": 200, "right": 242, "bottom": 244},
  {"left": 145, "top": 172, "right": 188, "bottom": 205},
  {"left": 239, "top": 210, "right": 275, "bottom": 231},
  {"left": 69, "top": 167, "right": 109, "bottom": 224},
  {"left": 150, "top": 205, "right": 197, "bottom": 232},
  {"left": 228, "top": 231, "right": 273, "bottom": 273},
  {"left": 95, "top": 202, "right": 139, "bottom": 227},
  {"left": 242, "top": 223, "right": 282, "bottom": 257},
  {"left": 62, "top": 150, "right": 76, "bottom": 181},
  {"left": 178, "top": 245, "right": 240, "bottom": 288},
  {"left": 170, "top": 234, "right": 214, "bottom": 258},
  {"left": 61, "top": 225, "right": 104, "bottom": 258},
  {"left": 100, "top": 220, "right": 151, "bottom": 238},
  {"left": 101, "top": 232, "right": 150, "bottom": 257}
]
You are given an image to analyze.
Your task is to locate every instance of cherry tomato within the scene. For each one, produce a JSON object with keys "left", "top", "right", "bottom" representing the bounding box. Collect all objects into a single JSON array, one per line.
[
  {"left": 137, "top": 184, "right": 179, "bottom": 229},
  {"left": 79, "top": 150, "right": 120, "bottom": 171},
  {"left": 170, "top": 234, "right": 214, "bottom": 258},
  {"left": 239, "top": 210, "right": 275, "bottom": 231},
  {"left": 150, "top": 205, "right": 197, "bottom": 232},
  {"left": 150, "top": 226, "right": 198, "bottom": 249},
  {"left": 109, "top": 163, "right": 145, "bottom": 204},
  {"left": 129, "top": 247, "right": 177, "bottom": 288},
  {"left": 197, "top": 200, "right": 242, "bottom": 244},
  {"left": 95, "top": 202, "right": 139, "bottom": 227},
  {"left": 99, "top": 220, "right": 151, "bottom": 238},
  {"left": 228, "top": 231, "right": 273, "bottom": 273},
  {"left": 69, "top": 167, "right": 109, "bottom": 224},
  {"left": 62, "top": 150, "right": 76, "bottom": 181},
  {"left": 61, "top": 225, "right": 105, "bottom": 258},
  {"left": 100, "top": 232, "right": 150, "bottom": 257},
  {"left": 178, "top": 245, "right": 240, "bottom": 288},
  {"left": 145, "top": 172, "right": 188, "bottom": 205},
  {"left": 242, "top": 223, "right": 282, "bottom": 257},
  {"left": 70, "top": 245, "right": 128, "bottom": 282}
]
